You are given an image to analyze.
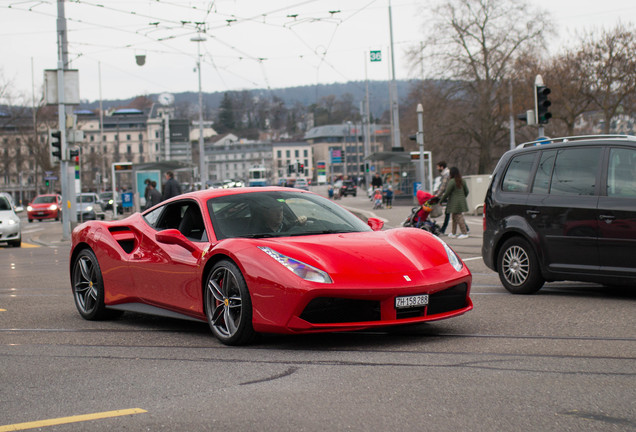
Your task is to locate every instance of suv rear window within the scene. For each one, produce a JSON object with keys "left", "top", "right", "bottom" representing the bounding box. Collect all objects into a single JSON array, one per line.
[{"left": 607, "top": 147, "right": 636, "bottom": 197}]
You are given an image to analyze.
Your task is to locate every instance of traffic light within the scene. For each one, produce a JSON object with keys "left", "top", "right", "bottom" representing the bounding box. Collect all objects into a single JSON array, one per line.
[
  {"left": 298, "top": 162, "right": 304, "bottom": 174},
  {"left": 50, "top": 130, "right": 62, "bottom": 162},
  {"left": 535, "top": 85, "right": 552, "bottom": 124}
]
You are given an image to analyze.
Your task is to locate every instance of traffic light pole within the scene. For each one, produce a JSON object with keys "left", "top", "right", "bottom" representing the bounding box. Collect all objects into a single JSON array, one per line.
[{"left": 56, "top": 43, "right": 71, "bottom": 241}]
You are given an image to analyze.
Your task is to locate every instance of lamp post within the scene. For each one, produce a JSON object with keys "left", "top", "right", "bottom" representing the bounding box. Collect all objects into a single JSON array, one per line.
[
  {"left": 191, "top": 34, "right": 207, "bottom": 188},
  {"left": 416, "top": 104, "right": 425, "bottom": 190}
]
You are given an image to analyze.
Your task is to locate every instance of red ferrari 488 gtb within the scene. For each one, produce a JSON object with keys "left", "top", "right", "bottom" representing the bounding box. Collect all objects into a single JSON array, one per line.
[{"left": 70, "top": 187, "right": 472, "bottom": 345}]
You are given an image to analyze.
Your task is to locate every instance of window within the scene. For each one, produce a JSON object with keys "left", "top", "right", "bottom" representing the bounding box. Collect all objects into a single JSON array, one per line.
[
  {"left": 531, "top": 150, "right": 556, "bottom": 194},
  {"left": 607, "top": 147, "right": 636, "bottom": 197},
  {"left": 277, "top": 150, "right": 282, "bottom": 158},
  {"left": 502, "top": 153, "right": 536, "bottom": 192},
  {"left": 549, "top": 147, "right": 601, "bottom": 196}
]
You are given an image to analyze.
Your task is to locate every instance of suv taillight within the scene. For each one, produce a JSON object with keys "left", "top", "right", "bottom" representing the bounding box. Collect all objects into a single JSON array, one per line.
[{"left": 482, "top": 204, "right": 487, "bottom": 231}]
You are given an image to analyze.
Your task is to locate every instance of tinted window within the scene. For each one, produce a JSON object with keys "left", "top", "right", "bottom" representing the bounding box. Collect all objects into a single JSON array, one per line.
[
  {"left": 531, "top": 150, "right": 557, "bottom": 194},
  {"left": 607, "top": 147, "right": 636, "bottom": 197},
  {"left": 550, "top": 147, "right": 601, "bottom": 196},
  {"left": 502, "top": 153, "right": 536, "bottom": 192},
  {"left": 0, "top": 197, "right": 10, "bottom": 211}
]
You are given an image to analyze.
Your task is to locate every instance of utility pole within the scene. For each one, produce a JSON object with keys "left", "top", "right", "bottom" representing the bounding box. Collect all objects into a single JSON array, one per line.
[
  {"left": 388, "top": 0, "right": 402, "bottom": 151},
  {"left": 57, "top": 0, "right": 72, "bottom": 240},
  {"left": 191, "top": 33, "right": 207, "bottom": 187},
  {"left": 416, "top": 104, "right": 425, "bottom": 189}
]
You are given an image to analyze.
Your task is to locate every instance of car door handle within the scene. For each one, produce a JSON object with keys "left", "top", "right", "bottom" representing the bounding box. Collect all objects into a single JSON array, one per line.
[
  {"left": 599, "top": 215, "right": 615, "bottom": 224},
  {"left": 526, "top": 210, "right": 540, "bottom": 218}
]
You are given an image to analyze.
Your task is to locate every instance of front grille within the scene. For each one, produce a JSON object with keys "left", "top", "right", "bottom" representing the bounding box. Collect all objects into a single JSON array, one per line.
[
  {"left": 300, "top": 298, "right": 381, "bottom": 324},
  {"left": 427, "top": 283, "right": 468, "bottom": 316}
]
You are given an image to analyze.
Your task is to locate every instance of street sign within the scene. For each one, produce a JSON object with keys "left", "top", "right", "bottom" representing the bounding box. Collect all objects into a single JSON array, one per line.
[{"left": 370, "top": 50, "right": 382, "bottom": 62}]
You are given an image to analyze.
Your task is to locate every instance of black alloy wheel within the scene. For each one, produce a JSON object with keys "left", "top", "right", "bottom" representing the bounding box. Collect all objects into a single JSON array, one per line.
[{"left": 204, "top": 260, "right": 256, "bottom": 345}]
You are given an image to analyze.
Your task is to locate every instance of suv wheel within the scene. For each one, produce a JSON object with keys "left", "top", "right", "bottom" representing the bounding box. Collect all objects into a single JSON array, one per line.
[{"left": 497, "top": 237, "right": 544, "bottom": 294}]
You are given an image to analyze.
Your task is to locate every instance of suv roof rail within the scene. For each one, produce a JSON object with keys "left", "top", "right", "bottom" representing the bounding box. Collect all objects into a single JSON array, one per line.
[{"left": 517, "top": 134, "right": 636, "bottom": 149}]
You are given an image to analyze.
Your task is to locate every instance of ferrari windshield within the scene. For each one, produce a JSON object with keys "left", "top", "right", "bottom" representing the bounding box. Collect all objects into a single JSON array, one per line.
[{"left": 207, "top": 191, "right": 371, "bottom": 240}]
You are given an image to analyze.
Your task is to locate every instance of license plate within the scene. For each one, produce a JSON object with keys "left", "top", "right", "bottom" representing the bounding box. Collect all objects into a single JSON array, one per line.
[{"left": 395, "top": 294, "right": 429, "bottom": 309}]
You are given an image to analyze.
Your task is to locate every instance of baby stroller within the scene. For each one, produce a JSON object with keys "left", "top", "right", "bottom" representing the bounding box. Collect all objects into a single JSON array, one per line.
[
  {"left": 373, "top": 189, "right": 383, "bottom": 209},
  {"left": 402, "top": 191, "right": 441, "bottom": 236}
]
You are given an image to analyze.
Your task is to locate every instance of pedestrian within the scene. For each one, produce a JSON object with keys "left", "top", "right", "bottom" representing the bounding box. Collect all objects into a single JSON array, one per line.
[
  {"left": 434, "top": 161, "right": 451, "bottom": 234},
  {"left": 371, "top": 173, "right": 383, "bottom": 189},
  {"left": 384, "top": 184, "right": 393, "bottom": 208},
  {"left": 143, "top": 178, "right": 152, "bottom": 206},
  {"left": 146, "top": 181, "right": 162, "bottom": 209},
  {"left": 162, "top": 171, "right": 182, "bottom": 201},
  {"left": 438, "top": 166, "right": 469, "bottom": 239}
]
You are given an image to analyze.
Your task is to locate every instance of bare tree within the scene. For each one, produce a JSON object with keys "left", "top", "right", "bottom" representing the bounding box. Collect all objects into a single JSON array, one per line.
[
  {"left": 578, "top": 24, "right": 636, "bottom": 134},
  {"left": 408, "top": 0, "right": 553, "bottom": 173}
]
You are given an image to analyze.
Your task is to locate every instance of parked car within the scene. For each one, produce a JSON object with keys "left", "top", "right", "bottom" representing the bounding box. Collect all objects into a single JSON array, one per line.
[
  {"left": 69, "top": 187, "right": 472, "bottom": 345},
  {"left": 293, "top": 177, "right": 309, "bottom": 190},
  {"left": 482, "top": 135, "right": 636, "bottom": 294},
  {"left": 340, "top": 180, "right": 357, "bottom": 197},
  {"left": 76, "top": 193, "right": 106, "bottom": 221},
  {"left": 27, "top": 194, "right": 62, "bottom": 222},
  {"left": 0, "top": 193, "right": 21, "bottom": 247}
]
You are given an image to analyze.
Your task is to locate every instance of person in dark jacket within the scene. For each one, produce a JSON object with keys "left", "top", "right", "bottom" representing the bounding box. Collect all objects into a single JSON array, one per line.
[
  {"left": 162, "top": 171, "right": 182, "bottom": 201},
  {"left": 146, "top": 181, "right": 162, "bottom": 209}
]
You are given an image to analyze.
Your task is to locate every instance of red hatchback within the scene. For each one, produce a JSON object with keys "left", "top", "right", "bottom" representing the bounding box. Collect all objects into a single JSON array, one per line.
[{"left": 27, "top": 194, "right": 62, "bottom": 222}]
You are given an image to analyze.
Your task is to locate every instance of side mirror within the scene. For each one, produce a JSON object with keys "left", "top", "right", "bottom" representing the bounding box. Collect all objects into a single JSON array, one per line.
[
  {"left": 367, "top": 217, "right": 384, "bottom": 231},
  {"left": 155, "top": 229, "right": 200, "bottom": 255}
]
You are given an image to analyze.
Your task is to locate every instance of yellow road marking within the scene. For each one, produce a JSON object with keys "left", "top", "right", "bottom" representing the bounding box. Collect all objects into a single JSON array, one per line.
[
  {"left": 0, "top": 408, "right": 147, "bottom": 431},
  {"left": 19, "top": 242, "right": 39, "bottom": 248}
]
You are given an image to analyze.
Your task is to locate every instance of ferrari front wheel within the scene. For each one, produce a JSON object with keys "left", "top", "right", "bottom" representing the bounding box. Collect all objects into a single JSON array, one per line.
[
  {"left": 72, "top": 249, "right": 111, "bottom": 320},
  {"left": 204, "top": 260, "right": 255, "bottom": 345}
]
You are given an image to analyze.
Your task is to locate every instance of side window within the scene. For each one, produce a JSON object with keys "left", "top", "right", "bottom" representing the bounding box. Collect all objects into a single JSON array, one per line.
[
  {"left": 152, "top": 201, "right": 207, "bottom": 242},
  {"left": 502, "top": 153, "right": 536, "bottom": 192},
  {"left": 607, "top": 147, "right": 636, "bottom": 197},
  {"left": 144, "top": 205, "right": 164, "bottom": 227},
  {"left": 531, "top": 150, "right": 557, "bottom": 194},
  {"left": 550, "top": 147, "right": 601, "bottom": 196}
]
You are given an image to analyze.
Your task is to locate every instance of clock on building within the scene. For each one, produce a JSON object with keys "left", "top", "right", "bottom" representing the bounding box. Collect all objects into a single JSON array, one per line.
[{"left": 158, "top": 93, "right": 175, "bottom": 106}]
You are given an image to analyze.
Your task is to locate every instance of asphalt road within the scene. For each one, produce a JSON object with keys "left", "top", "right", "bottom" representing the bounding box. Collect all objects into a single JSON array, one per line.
[{"left": 1, "top": 192, "right": 634, "bottom": 431}]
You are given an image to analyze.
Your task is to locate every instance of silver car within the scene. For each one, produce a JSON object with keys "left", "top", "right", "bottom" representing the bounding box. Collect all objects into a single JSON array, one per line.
[
  {"left": 76, "top": 193, "right": 106, "bottom": 221},
  {"left": 0, "top": 194, "right": 21, "bottom": 247}
]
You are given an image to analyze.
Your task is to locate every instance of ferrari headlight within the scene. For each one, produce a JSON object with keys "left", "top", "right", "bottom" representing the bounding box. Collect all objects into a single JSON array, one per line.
[
  {"left": 258, "top": 246, "right": 332, "bottom": 283},
  {"left": 433, "top": 236, "right": 463, "bottom": 272}
]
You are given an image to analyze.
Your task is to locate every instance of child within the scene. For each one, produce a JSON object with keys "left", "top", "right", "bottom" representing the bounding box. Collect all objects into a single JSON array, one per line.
[{"left": 373, "top": 189, "right": 383, "bottom": 209}]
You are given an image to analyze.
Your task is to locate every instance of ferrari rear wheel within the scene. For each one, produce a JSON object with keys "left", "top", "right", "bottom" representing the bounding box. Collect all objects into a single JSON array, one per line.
[
  {"left": 72, "top": 249, "right": 111, "bottom": 320},
  {"left": 204, "top": 260, "right": 255, "bottom": 345}
]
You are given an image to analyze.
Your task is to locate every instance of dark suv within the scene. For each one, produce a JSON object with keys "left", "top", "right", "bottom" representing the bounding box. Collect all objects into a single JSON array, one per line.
[
  {"left": 482, "top": 135, "right": 636, "bottom": 294},
  {"left": 340, "top": 180, "right": 357, "bottom": 197}
]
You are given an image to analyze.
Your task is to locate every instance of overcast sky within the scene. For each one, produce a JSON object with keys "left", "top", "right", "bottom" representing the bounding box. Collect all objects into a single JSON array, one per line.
[{"left": 1, "top": 0, "right": 634, "bottom": 103}]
